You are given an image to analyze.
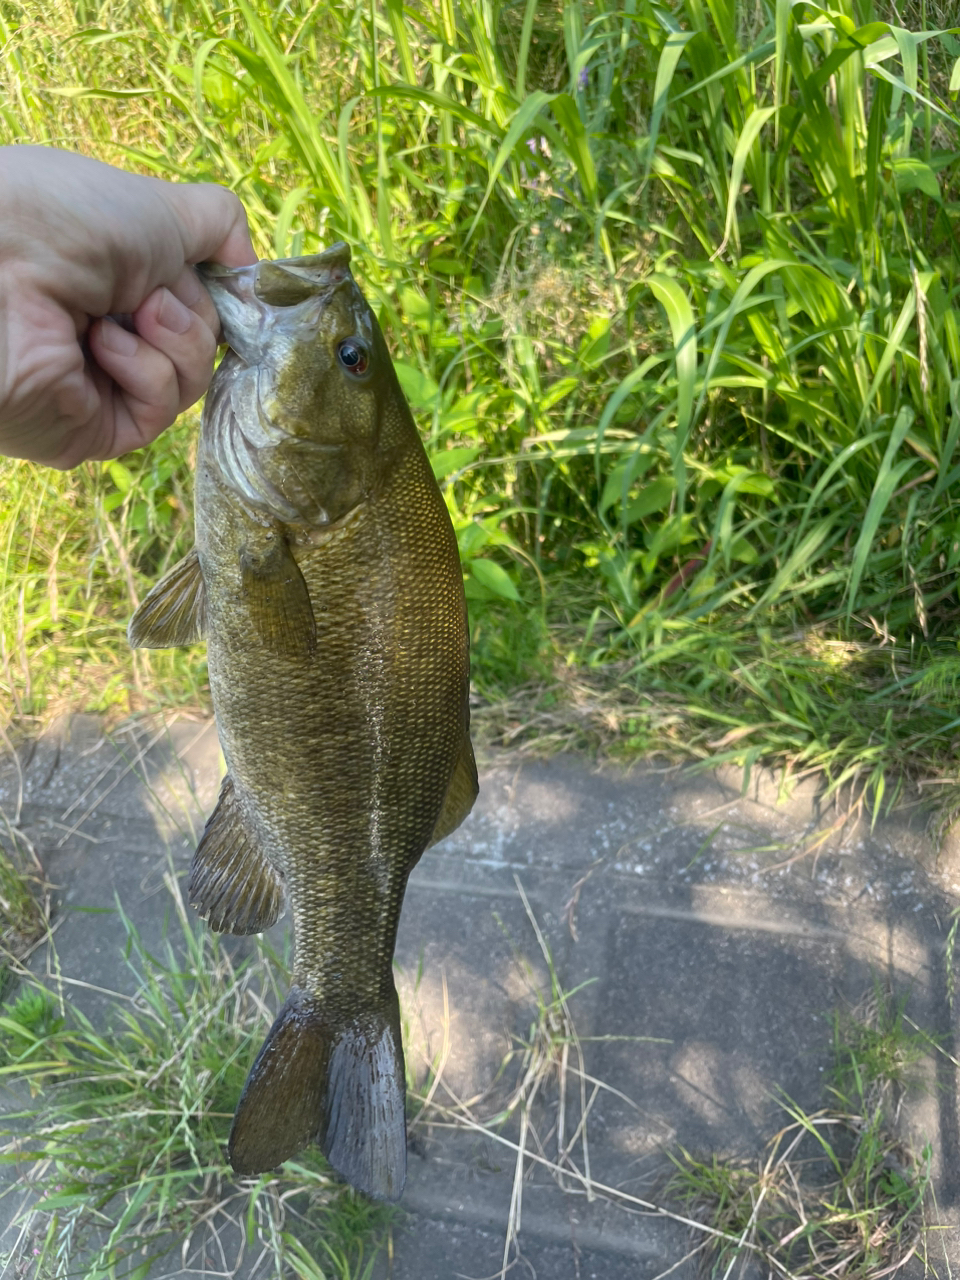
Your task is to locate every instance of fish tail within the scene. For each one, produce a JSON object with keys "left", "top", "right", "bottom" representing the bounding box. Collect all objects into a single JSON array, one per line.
[{"left": 228, "top": 985, "right": 406, "bottom": 1201}]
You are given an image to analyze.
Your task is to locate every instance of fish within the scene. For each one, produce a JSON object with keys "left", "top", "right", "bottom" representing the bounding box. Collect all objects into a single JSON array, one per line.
[{"left": 127, "top": 243, "right": 477, "bottom": 1201}]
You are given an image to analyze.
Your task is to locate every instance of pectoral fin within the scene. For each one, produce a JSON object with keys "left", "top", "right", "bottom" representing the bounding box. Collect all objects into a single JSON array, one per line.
[
  {"left": 127, "top": 547, "right": 205, "bottom": 649},
  {"left": 428, "top": 734, "right": 479, "bottom": 848},
  {"left": 189, "top": 775, "right": 284, "bottom": 935},
  {"left": 240, "top": 538, "right": 317, "bottom": 658}
]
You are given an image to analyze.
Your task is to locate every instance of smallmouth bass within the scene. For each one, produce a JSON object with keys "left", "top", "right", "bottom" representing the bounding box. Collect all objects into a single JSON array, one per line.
[{"left": 128, "top": 244, "right": 477, "bottom": 1201}]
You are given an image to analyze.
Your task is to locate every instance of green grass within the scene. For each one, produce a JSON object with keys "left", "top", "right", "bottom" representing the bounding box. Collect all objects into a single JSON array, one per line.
[
  {"left": 665, "top": 982, "right": 936, "bottom": 1278},
  {"left": 3, "top": 0, "right": 960, "bottom": 814},
  {"left": 0, "top": 876, "right": 397, "bottom": 1279},
  {"left": 0, "top": 793, "right": 48, "bottom": 987},
  {"left": 2, "top": 9, "right": 956, "bottom": 1269}
]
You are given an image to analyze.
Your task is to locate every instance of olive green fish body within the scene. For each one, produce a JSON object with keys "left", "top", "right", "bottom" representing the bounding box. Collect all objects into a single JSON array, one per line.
[{"left": 129, "top": 245, "right": 476, "bottom": 1200}]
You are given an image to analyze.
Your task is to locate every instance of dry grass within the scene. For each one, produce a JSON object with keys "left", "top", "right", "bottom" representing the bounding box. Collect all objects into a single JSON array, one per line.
[
  {"left": 0, "top": 873, "right": 397, "bottom": 1279},
  {"left": 407, "top": 887, "right": 938, "bottom": 1280}
]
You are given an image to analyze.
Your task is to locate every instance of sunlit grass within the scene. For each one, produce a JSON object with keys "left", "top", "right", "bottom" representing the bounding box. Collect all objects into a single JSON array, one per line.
[
  {"left": 2, "top": 0, "right": 960, "bottom": 807},
  {"left": 0, "top": 875, "right": 398, "bottom": 1279},
  {"left": 407, "top": 883, "right": 937, "bottom": 1280},
  {"left": 666, "top": 984, "right": 937, "bottom": 1277}
]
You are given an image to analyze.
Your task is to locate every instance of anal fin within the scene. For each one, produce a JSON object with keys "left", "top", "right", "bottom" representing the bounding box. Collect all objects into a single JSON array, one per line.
[
  {"left": 128, "top": 547, "right": 205, "bottom": 649},
  {"left": 189, "top": 775, "right": 284, "bottom": 935},
  {"left": 428, "top": 734, "right": 479, "bottom": 848}
]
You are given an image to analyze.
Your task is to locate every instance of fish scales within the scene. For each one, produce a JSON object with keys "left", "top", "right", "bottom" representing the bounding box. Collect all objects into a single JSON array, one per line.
[
  {"left": 128, "top": 243, "right": 477, "bottom": 1201},
  {"left": 202, "top": 447, "right": 462, "bottom": 979}
]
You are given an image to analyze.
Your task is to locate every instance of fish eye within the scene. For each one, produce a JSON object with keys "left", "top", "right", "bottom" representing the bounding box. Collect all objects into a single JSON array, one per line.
[{"left": 337, "top": 339, "right": 369, "bottom": 376}]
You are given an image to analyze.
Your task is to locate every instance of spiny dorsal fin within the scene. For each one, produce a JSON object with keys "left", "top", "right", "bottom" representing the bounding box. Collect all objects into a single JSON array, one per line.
[
  {"left": 128, "top": 547, "right": 206, "bottom": 649},
  {"left": 239, "top": 539, "right": 317, "bottom": 658},
  {"left": 189, "top": 775, "right": 284, "bottom": 935},
  {"left": 428, "top": 734, "right": 479, "bottom": 849}
]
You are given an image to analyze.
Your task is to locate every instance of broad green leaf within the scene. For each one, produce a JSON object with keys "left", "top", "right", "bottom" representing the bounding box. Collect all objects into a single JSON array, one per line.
[
  {"left": 892, "top": 158, "right": 941, "bottom": 201},
  {"left": 107, "top": 461, "right": 134, "bottom": 494},
  {"left": 469, "top": 557, "right": 520, "bottom": 600},
  {"left": 394, "top": 363, "right": 440, "bottom": 409},
  {"left": 709, "top": 466, "right": 774, "bottom": 497},
  {"left": 599, "top": 451, "right": 659, "bottom": 514},
  {"left": 430, "top": 446, "right": 481, "bottom": 479},
  {"left": 623, "top": 478, "right": 675, "bottom": 523},
  {"left": 539, "top": 377, "right": 579, "bottom": 411},
  {"left": 579, "top": 317, "right": 611, "bottom": 370},
  {"left": 439, "top": 389, "right": 500, "bottom": 431},
  {"left": 648, "top": 275, "right": 696, "bottom": 441},
  {"left": 193, "top": 36, "right": 226, "bottom": 111},
  {"left": 730, "top": 538, "right": 758, "bottom": 564},
  {"left": 850, "top": 21, "right": 892, "bottom": 47}
]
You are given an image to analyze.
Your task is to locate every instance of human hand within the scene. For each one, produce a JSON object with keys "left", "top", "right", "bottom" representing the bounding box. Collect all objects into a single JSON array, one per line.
[{"left": 0, "top": 146, "right": 257, "bottom": 468}]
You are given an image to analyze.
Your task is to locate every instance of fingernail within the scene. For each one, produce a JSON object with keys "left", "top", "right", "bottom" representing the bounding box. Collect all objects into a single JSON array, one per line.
[
  {"left": 100, "top": 317, "right": 138, "bottom": 356},
  {"left": 156, "top": 287, "right": 193, "bottom": 335}
]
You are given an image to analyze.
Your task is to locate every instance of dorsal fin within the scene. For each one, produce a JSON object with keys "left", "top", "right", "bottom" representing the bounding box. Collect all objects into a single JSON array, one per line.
[
  {"left": 189, "top": 776, "right": 285, "bottom": 935},
  {"left": 128, "top": 547, "right": 206, "bottom": 649}
]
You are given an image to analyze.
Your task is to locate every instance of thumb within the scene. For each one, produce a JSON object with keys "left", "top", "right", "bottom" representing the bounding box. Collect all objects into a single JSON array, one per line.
[{"left": 163, "top": 183, "right": 258, "bottom": 269}]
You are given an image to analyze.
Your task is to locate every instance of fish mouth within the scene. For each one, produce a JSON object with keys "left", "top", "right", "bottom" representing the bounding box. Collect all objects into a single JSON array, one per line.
[
  {"left": 198, "top": 243, "right": 356, "bottom": 356},
  {"left": 199, "top": 242, "right": 353, "bottom": 308}
]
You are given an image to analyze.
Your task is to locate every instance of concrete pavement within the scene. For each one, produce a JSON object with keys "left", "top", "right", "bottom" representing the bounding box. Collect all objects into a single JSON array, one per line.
[{"left": 0, "top": 713, "right": 956, "bottom": 1278}]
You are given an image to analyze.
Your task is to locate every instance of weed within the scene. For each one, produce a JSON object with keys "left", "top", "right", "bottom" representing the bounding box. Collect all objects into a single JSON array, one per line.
[
  {"left": 0, "top": 874, "right": 396, "bottom": 1279},
  {"left": 406, "top": 884, "right": 941, "bottom": 1280},
  {"left": 2, "top": 1, "right": 960, "bottom": 811},
  {"left": 946, "top": 907, "right": 960, "bottom": 1008},
  {"left": 408, "top": 877, "right": 740, "bottom": 1279},
  {"left": 0, "top": 806, "right": 48, "bottom": 995},
  {"left": 0, "top": 847, "right": 46, "bottom": 976},
  {"left": 666, "top": 984, "right": 934, "bottom": 1278}
]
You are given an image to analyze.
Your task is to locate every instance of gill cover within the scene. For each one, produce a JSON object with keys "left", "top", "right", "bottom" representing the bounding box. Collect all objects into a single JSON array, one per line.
[{"left": 197, "top": 244, "right": 378, "bottom": 525}]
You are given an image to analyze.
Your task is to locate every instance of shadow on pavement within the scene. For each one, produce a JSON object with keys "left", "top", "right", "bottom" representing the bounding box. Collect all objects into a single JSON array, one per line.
[{"left": 0, "top": 715, "right": 955, "bottom": 1279}]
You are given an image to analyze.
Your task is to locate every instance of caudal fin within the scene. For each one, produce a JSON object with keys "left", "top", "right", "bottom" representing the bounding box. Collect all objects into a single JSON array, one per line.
[{"left": 227, "top": 986, "right": 407, "bottom": 1201}]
